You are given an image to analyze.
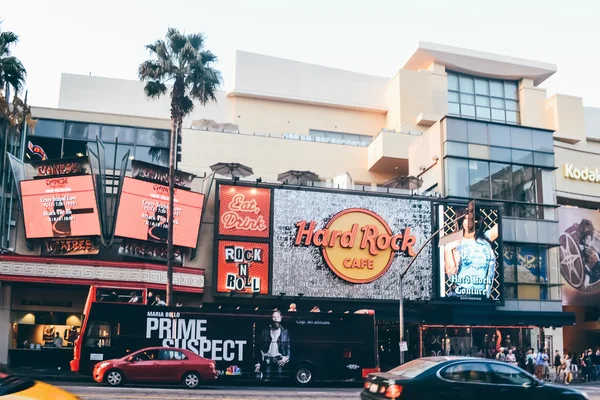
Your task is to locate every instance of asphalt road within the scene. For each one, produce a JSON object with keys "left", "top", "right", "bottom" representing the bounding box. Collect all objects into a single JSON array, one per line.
[{"left": 55, "top": 383, "right": 600, "bottom": 400}]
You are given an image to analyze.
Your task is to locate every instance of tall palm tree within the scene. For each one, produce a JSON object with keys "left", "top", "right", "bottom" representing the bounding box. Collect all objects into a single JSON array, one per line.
[
  {"left": 0, "top": 22, "right": 27, "bottom": 123},
  {"left": 139, "top": 28, "right": 221, "bottom": 305}
]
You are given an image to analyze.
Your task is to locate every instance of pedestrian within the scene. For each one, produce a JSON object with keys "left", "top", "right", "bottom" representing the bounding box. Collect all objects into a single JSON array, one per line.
[
  {"left": 154, "top": 294, "right": 166, "bottom": 306},
  {"left": 496, "top": 347, "right": 506, "bottom": 362},
  {"left": 542, "top": 349, "right": 550, "bottom": 381},
  {"left": 506, "top": 349, "right": 517, "bottom": 367},
  {"left": 534, "top": 348, "right": 545, "bottom": 380},
  {"left": 554, "top": 350, "right": 562, "bottom": 380},
  {"left": 525, "top": 349, "right": 535, "bottom": 375},
  {"left": 594, "top": 349, "right": 600, "bottom": 381}
]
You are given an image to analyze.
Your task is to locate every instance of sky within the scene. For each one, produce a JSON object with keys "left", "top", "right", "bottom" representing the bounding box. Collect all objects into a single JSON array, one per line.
[{"left": 2, "top": 0, "right": 600, "bottom": 108}]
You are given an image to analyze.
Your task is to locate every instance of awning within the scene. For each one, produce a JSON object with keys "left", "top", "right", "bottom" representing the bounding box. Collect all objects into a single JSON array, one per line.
[{"left": 452, "top": 309, "right": 575, "bottom": 328}]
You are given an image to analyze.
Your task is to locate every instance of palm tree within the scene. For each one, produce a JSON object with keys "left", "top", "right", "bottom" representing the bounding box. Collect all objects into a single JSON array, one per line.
[
  {"left": 0, "top": 22, "right": 27, "bottom": 125},
  {"left": 139, "top": 28, "right": 221, "bottom": 305}
]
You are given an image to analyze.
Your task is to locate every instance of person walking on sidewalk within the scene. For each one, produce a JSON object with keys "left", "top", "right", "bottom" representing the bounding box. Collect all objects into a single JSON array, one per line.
[
  {"left": 525, "top": 349, "right": 535, "bottom": 375},
  {"left": 534, "top": 348, "right": 545, "bottom": 380},
  {"left": 554, "top": 350, "right": 562, "bottom": 380}
]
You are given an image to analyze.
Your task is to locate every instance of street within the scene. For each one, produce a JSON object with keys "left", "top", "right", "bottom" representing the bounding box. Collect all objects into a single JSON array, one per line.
[{"left": 54, "top": 383, "right": 600, "bottom": 400}]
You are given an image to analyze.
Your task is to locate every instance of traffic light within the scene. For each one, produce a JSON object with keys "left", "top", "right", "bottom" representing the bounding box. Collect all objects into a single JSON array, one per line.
[{"left": 467, "top": 200, "right": 476, "bottom": 233}]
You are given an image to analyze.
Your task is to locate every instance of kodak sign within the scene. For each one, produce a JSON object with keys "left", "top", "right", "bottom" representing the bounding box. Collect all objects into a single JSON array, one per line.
[{"left": 294, "top": 208, "right": 417, "bottom": 284}]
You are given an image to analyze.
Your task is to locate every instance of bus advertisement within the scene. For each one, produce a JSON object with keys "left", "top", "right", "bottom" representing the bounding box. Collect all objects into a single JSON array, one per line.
[{"left": 71, "top": 286, "right": 379, "bottom": 385}]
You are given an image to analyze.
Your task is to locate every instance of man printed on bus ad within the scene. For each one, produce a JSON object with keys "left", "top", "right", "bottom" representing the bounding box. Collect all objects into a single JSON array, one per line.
[{"left": 255, "top": 310, "right": 290, "bottom": 380}]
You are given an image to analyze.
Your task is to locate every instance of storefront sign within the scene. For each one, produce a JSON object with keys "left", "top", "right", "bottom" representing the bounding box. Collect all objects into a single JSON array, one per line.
[
  {"left": 218, "top": 186, "right": 271, "bottom": 238},
  {"left": 564, "top": 163, "right": 600, "bottom": 183},
  {"left": 216, "top": 241, "right": 269, "bottom": 294},
  {"left": 118, "top": 239, "right": 183, "bottom": 264},
  {"left": 294, "top": 209, "right": 417, "bottom": 284},
  {"left": 20, "top": 299, "right": 73, "bottom": 308},
  {"left": 558, "top": 206, "right": 600, "bottom": 305},
  {"left": 20, "top": 175, "right": 101, "bottom": 239},
  {"left": 114, "top": 177, "right": 204, "bottom": 248},
  {"left": 437, "top": 204, "right": 502, "bottom": 302},
  {"left": 271, "top": 189, "right": 433, "bottom": 300},
  {"left": 41, "top": 238, "right": 99, "bottom": 256},
  {"left": 31, "top": 157, "right": 89, "bottom": 178},
  {"left": 131, "top": 160, "right": 195, "bottom": 190}
]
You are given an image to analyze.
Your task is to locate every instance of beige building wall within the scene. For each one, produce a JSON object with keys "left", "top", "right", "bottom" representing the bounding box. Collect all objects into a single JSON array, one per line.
[
  {"left": 518, "top": 79, "right": 548, "bottom": 129},
  {"left": 232, "top": 96, "right": 386, "bottom": 136},
  {"left": 545, "top": 94, "right": 586, "bottom": 144}
]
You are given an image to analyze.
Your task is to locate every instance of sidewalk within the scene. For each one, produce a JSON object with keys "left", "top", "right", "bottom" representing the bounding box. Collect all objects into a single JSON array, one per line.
[{"left": 10, "top": 366, "right": 91, "bottom": 382}]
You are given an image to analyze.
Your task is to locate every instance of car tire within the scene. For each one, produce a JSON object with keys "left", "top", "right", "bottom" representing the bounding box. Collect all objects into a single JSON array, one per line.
[
  {"left": 183, "top": 371, "right": 201, "bottom": 389},
  {"left": 105, "top": 369, "right": 124, "bottom": 387},
  {"left": 293, "top": 364, "right": 314, "bottom": 386}
]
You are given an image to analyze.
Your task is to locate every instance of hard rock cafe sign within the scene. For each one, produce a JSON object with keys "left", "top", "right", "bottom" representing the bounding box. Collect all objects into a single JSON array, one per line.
[
  {"left": 294, "top": 208, "right": 417, "bottom": 284},
  {"left": 218, "top": 186, "right": 271, "bottom": 238}
]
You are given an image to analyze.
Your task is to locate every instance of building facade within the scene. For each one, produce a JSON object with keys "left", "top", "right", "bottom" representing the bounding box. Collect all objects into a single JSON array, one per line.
[{"left": 0, "top": 41, "right": 595, "bottom": 368}]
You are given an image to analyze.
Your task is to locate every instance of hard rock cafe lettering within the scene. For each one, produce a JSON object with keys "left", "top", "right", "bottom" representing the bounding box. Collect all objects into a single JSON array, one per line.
[
  {"left": 293, "top": 208, "right": 417, "bottom": 284},
  {"left": 221, "top": 194, "right": 267, "bottom": 232}
]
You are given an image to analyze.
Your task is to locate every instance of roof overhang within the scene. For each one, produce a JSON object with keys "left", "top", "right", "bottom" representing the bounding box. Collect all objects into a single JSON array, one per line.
[{"left": 404, "top": 42, "right": 557, "bottom": 86}]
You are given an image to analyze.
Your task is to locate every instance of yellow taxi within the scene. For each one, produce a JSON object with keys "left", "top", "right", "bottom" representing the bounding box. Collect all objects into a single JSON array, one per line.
[{"left": 0, "top": 365, "right": 78, "bottom": 400}]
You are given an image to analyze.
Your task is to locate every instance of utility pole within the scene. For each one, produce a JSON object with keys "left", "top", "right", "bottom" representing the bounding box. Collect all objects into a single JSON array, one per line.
[{"left": 399, "top": 200, "right": 475, "bottom": 364}]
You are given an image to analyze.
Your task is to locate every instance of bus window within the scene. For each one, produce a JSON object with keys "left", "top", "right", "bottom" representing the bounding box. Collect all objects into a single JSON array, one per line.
[
  {"left": 84, "top": 322, "right": 115, "bottom": 348},
  {"left": 95, "top": 288, "right": 144, "bottom": 304}
]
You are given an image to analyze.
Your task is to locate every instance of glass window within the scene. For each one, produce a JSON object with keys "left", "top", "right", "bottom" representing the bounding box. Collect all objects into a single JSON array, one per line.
[
  {"left": 505, "top": 284, "right": 517, "bottom": 299},
  {"left": 445, "top": 158, "right": 469, "bottom": 197},
  {"left": 491, "top": 109, "right": 505, "bottom": 121},
  {"left": 134, "top": 146, "right": 169, "bottom": 167},
  {"left": 137, "top": 129, "right": 170, "bottom": 148},
  {"left": 512, "top": 149, "right": 533, "bottom": 164},
  {"left": 101, "top": 125, "right": 136, "bottom": 144},
  {"left": 491, "top": 98, "right": 505, "bottom": 109},
  {"left": 448, "top": 73, "right": 459, "bottom": 91},
  {"left": 512, "top": 165, "right": 536, "bottom": 204},
  {"left": 533, "top": 152, "right": 554, "bottom": 167},
  {"left": 441, "top": 363, "right": 493, "bottom": 383},
  {"left": 532, "top": 130, "right": 554, "bottom": 153},
  {"left": 32, "top": 120, "right": 64, "bottom": 138},
  {"left": 489, "top": 363, "right": 532, "bottom": 386},
  {"left": 133, "top": 349, "right": 159, "bottom": 361},
  {"left": 475, "top": 96, "right": 490, "bottom": 107},
  {"left": 475, "top": 79, "right": 489, "bottom": 95},
  {"left": 490, "top": 163, "right": 513, "bottom": 200},
  {"left": 505, "top": 100, "right": 519, "bottom": 112},
  {"left": 446, "top": 119, "right": 468, "bottom": 142},
  {"left": 468, "top": 144, "right": 489, "bottom": 159},
  {"left": 63, "top": 139, "right": 88, "bottom": 158},
  {"left": 461, "top": 105, "right": 475, "bottom": 117},
  {"left": 159, "top": 350, "right": 188, "bottom": 361},
  {"left": 65, "top": 122, "right": 100, "bottom": 141},
  {"left": 469, "top": 160, "right": 490, "bottom": 199},
  {"left": 448, "top": 91, "right": 460, "bottom": 103},
  {"left": 490, "top": 147, "right": 512, "bottom": 161},
  {"left": 516, "top": 245, "right": 540, "bottom": 283},
  {"left": 503, "top": 244, "right": 517, "bottom": 282},
  {"left": 488, "top": 124, "right": 511, "bottom": 147},
  {"left": 467, "top": 121, "right": 488, "bottom": 144},
  {"left": 25, "top": 136, "right": 62, "bottom": 160},
  {"left": 448, "top": 102, "right": 460, "bottom": 115},
  {"left": 504, "top": 82, "right": 519, "bottom": 101},
  {"left": 460, "top": 76, "right": 474, "bottom": 93},
  {"left": 105, "top": 144, "right": 134, "bottom": 170},
  {"left": 490, "top": 81, "right": 504, "bottom": 98},
  {"left": 510, "top": 127, "right": 533, "bottom": 150},
  {"left": 445, "top": 141, "right": 468, "bottom": 157},
  {"left": 476, "top": 107, "right": 491, "bottom": 120},
  {"left": 506, "top": 111, "right": 519, "bottom": 124},
  {"left": 461, "top": 93, "right": 475, "bottom": 105},
  {"left": 390, "top": 358, "right": 441, "bottom": 378}
]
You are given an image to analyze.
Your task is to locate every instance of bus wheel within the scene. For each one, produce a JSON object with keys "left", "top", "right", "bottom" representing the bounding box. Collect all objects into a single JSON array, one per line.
[
  {"left": 183, "top": 372, "right": 200, "bottom": 389},
  {"left": 106, "top": 370, "right": 124, "bottom": 386},
  {"left": 293, "top": 365, "right": 314, "bottom": 385}
]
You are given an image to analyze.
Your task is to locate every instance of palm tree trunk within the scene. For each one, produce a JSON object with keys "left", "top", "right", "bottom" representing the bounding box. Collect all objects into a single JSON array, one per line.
[{"left": 167, "top": 79, "right": 184, "bottom": 306}]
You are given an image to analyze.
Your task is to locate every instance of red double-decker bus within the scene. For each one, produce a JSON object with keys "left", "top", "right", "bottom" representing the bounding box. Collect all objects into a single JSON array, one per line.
[{"left": 71, "top": 285, "right": 379, "bottom": 385}]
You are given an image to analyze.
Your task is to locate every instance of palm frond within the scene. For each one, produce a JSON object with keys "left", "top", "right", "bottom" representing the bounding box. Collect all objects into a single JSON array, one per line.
[
  {"left": 200, "top": 50, "right": 218, "bottom": 65},
  {"left": 186, "top": 33, "right": 205, "bottom": 51},
  {"left": 179, "top": 95, "right": 194, "bottom": 115},
  {"left": 166, "top": 27, "right": 187, "bottom": 55},
  {"left": 146, "top": 39, "right": 170, "bottom": 63},
  {"left": 143, "top": 80, "right": 167, "bottom": 99},
  {"left": 139, "top": 60, "right": 169, "bottom": 81},
  {"left": 186, "top": 62, "right": 221, "bottom": 105},
  {"left": 0, "top": 31, "right": 19, "bottom": 56},
  {"left": 0, "top": 56, "right": 26, "bottom": 92},
  {"left": 179, "top": 41, "right": 198, "bottom": 67}
]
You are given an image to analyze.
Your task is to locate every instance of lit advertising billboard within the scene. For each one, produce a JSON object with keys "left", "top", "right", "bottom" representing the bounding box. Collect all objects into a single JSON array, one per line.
[
  {"left": 271, "top": 189, "right": 432, "bottom": 300},
  {"left": 20, "top": 175, "right": 101, "bottom": 239},
  {"left": 558, "top": 206, "right": 600, "bottom": 305},
  {"left": 114, "top": 177, "right": 204, "bottom": 248},
  {"left": 218, "top": 185, "right": 271, "bottom": 238},
  {"left": 437, "top": 204, "right": 502, "bottom": 302},
  {"left": 216, "top": 241, "right": 270, "bottom": 294}
]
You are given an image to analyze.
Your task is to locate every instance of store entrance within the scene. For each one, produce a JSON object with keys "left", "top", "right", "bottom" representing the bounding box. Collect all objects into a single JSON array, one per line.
[{"left": 421, "top": 325, "right": 533, "bottom": 364}]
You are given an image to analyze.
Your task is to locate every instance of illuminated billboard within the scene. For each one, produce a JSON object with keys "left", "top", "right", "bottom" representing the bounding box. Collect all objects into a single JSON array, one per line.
[
  {"left": 20, "top": 175, "right": 101, "bottom": 239},
  {"left": 114, "top": 177, "right": 204, "bottom": 248}
]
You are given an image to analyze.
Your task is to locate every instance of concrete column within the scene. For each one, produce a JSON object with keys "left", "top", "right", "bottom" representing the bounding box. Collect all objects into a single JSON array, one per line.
[{"left": 0, "top": 283, "right": 12, "bottom": 364}]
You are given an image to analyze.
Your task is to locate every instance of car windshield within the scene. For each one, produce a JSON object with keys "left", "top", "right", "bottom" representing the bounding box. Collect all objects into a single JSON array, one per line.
[
  {"left": 0, "top": 364, "right": 35, "bottom": 396},
  {"left": 388, "top": 359, "right": 441, "bottom": 378}
]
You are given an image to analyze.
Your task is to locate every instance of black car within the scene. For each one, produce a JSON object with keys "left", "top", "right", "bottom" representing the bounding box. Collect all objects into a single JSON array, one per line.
[{"left": 362, "top": 356, "right": 588, "bottom": 400}]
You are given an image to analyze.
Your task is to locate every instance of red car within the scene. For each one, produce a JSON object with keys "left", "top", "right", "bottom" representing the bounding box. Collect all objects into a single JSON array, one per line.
[{"left": 93, "top": 347, "right": 217, "bottom": 388}]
